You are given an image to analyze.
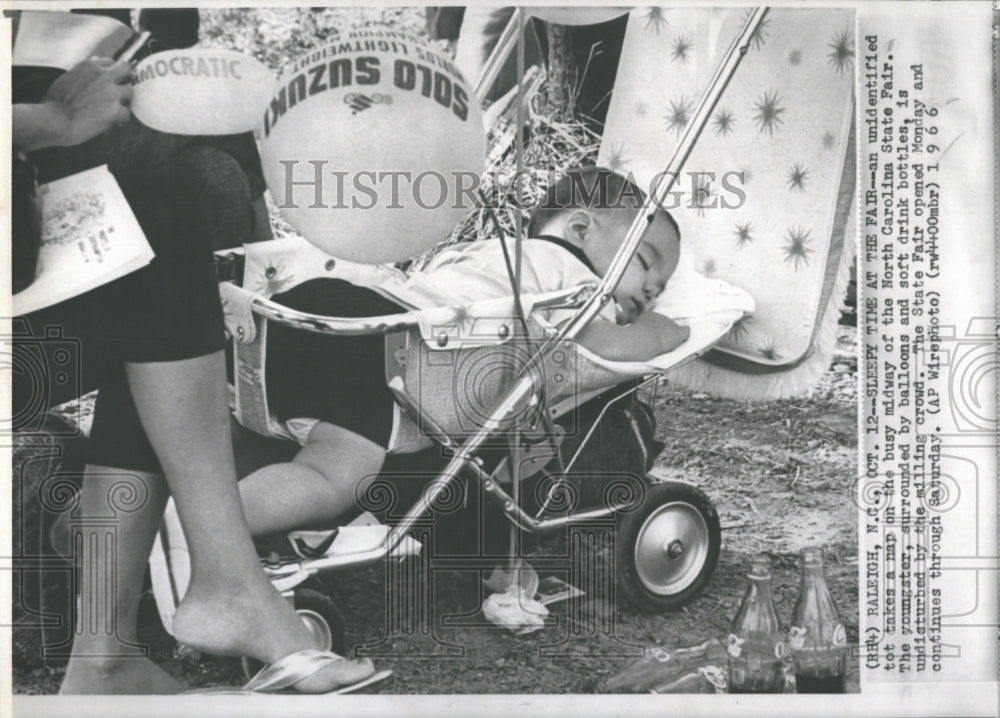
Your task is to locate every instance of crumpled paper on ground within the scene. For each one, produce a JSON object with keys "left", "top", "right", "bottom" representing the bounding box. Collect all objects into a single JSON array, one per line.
[{"left": 481, "top": 560, "right": 549, "bottom": 635}]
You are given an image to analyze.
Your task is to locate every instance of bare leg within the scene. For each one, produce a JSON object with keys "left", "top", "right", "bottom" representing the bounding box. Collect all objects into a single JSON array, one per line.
[
  {"left": 123, "top": 353, "right": 372, "bottom": 692},
  {"left": 58, "top": 466, "right": 183, "bottom": 695},
  {"left": 239, "top": 422, "right": 386, "bottom": 536}
]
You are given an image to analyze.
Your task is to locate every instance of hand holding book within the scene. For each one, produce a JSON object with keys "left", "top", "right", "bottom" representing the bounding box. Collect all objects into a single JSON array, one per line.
[
  {"left": 46, "top": 57, "right": 133, "bottom": 145},
  {"left": 13, "top": 57, "right": 133, "bottom": 152}
]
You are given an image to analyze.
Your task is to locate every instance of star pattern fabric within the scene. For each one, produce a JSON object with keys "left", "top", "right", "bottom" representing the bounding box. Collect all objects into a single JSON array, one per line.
[{"left": 598, "top": 7, "right": 856, "bottom": 366}]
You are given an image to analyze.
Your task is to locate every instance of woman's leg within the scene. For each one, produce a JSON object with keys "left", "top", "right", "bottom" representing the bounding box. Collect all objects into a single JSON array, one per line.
[
  {"left": 60, "top": 355, "right": 375, "bottom": 694},
  {"left": 125, "top": 353, "right": 375, "bottom": 692},
  {"left": 59, "top": 142, "right": 372, "bottom": 693},
  {"left": 59, "top": 369, "right": 183, "bottom": 693},
  {"left": 239, "top": 421, "right": 387, "bottom": 536},
  {"left": 58, "top": 466, "right": 183, "bottom": 694}
]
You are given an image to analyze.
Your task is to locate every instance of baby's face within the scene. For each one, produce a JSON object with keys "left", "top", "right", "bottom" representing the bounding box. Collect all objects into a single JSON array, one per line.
[{"left": 584, "top": 211, "right": 680, "bottom": 324}]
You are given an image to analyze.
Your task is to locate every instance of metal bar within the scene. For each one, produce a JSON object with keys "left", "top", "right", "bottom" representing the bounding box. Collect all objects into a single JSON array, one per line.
[
  {"left": 254, "top": 9, "right": 769, "bottom": 581},
  {"left": 508, "top": 7, "right": 528, "bottom": 566},
  {"left": 555, "top": 7, "right": 769, "bottom": 349},
  {"left": 249, "top": 301, "right": 421, "bottom": 335},
  {"left": 478, "top": 469, "right": 625, "bottom": 531},
  {"left": 532, "top": 469, "right": 570, "bottom": 521},
  {"left": 484, "top": 65, "right": 547, "bottom": 166},
  {"left": 456, "top": 456, "right": 622, "bottom": 532},
  {"left": 378, "top": 9, "right": 770, "bottom": 540},
  {"left": 402, "top": 10, "right": 768, "bottom": 459},
  {"left": 473, "top": 8, "right": 522, "bottom": 103},
  {"left": 243, "top": 282, "right": 594, "bottom": 337},
  {"left": 513, "top": 5, "right": 526, "bottom": 304},
  {"left": 266, "top": 546, "right": 392, "bottom": 576},
  {"left": 562, "top": 377, "right": 660, "bottom": 473},
  {"left": 386, "top": 377, "right": 457, "bottom": 451}
]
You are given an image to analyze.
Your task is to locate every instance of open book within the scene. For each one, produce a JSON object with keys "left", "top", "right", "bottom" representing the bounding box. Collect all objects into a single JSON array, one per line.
[
  {"left": 12, "top": 11, "right": 139, "bottom": 70},
  {"left": 13, "top": 166, "right": 154, "bottom": 316}
]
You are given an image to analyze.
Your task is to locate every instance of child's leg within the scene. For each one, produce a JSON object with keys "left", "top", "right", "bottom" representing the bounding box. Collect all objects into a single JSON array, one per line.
[
  {"left": 125, "top": 354, "right": 374, "bottom": 693},
  {"left": 240, "top": 421, "right": 387, "bottom": 536}
]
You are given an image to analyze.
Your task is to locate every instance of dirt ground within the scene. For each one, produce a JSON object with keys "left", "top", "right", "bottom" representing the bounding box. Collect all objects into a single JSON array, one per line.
[{"left": 13, "top": 329, "right": 859, "bottom": 695}]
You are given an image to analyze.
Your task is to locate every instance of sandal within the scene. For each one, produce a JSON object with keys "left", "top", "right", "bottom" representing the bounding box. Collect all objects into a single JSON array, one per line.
[{"left": 186, "top": 649, "right": 392, "bottom": 695}]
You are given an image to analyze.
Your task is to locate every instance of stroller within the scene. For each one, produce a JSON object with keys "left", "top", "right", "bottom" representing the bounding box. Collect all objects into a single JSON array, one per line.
[
  {"left": 149, "top": 9, "right": 762, "bottom": 676},
  {"left": 150, "top": 226, "right": 753, "bottom": 670}
]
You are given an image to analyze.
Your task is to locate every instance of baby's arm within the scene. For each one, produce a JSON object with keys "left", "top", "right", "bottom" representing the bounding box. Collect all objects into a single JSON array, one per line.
[{"left": 576, "top": 312, "right": 690, "bottom": 362}]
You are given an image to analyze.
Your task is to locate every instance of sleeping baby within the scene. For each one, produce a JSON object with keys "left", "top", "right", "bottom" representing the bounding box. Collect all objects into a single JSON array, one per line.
[{"left": 236, "top": 166, "right": 689, "bottom": 536}]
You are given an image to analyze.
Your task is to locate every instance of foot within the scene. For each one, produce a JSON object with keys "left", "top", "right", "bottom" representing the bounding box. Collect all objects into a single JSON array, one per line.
[
  {"left": 59, "top": 656, "right": 184, "bottom": 695},
  {"left": 171, "top": 583, "right": 374, "bottom": 693}
]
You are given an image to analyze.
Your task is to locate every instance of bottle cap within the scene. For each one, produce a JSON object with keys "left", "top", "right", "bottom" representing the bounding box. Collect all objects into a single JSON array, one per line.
[
  {"left": 801, "top": 547, "right": 824, "bottom": 566},
  {"left": 748, "top": 554, "right": 771, "bottom": 579}
]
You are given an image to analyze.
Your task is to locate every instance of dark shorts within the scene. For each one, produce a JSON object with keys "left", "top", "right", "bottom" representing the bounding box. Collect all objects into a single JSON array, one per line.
[
  {"left": 16, "top": 131, "right": 262, "bottom": 473},
  {"left": 265, "top": 279, "right": 407, "bottom": 450},
  {"left": 14, "top": 50, "right": 268, "bottom": 474}
]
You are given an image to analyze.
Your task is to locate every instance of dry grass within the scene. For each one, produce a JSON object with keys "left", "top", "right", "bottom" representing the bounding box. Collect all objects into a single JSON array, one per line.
[{"left": 410, "top": 89, "right": 603, "bottom": 269}]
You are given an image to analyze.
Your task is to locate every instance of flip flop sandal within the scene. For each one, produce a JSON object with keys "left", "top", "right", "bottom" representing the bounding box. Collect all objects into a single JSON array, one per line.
[{"left": 185, "top": 649, "right": 392, "bottom": 695}]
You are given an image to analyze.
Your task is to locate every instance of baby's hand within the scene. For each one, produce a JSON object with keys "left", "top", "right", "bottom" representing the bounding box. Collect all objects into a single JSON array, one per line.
[
  {"left": 633, "top": 311, "right": 690, "bottom": 353},
  {"left": 577, "top": 312, "right": 690, "bottom": 362}
]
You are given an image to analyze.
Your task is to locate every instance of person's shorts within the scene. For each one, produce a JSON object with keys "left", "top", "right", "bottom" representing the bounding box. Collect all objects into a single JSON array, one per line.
[{"left": 265, "top": 278, "right": 407, "bottom": 450}]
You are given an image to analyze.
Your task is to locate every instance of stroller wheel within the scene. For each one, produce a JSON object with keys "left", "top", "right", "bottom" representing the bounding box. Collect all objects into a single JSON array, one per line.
[
  {"left": 241, "top": 587, "right": 347, "bottom": 681},
  {"left": 615, "top": 480, "right": 720, "bottom": 613}
]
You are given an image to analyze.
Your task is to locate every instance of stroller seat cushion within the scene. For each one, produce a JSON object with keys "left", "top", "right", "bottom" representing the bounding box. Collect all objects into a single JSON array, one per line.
[
  {"left": 548, "top": 252, "right": 754, "bottom": 391},
  {"left": 230, "top": 237, "right": 753, "bottom": 454},
  {"left": 387, "top": 259, "right": 753, "bottom": 451},
  {"left": 564, "top": 256, "right": 754, "bottom": 397}
]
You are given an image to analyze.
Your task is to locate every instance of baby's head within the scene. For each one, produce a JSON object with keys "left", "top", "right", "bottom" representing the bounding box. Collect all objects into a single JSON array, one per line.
[{"left": 528, "top": 166, "right": 681, "bottom": 324}]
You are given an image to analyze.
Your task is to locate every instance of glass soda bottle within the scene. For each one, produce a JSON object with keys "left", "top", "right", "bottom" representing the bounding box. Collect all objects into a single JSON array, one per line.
[
  {"left": 650, "top": 664, "right": 728, "bottom": 694},
  {"left": 600, "top": 638, "right": 728, "bottom": 693},
  {"left": 727, "top": 555, "right": 786, "bottom": 693},
  {"left": 788, "top": 547, "right": 848, "bottom": 693}
]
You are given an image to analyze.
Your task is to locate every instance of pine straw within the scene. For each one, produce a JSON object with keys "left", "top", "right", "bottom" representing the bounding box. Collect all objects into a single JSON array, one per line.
[
  {"left": 200, "top": 7, "right": 432, "bottom": 73},
  {"left": 407, "top": 91, "right": 603, "bottom": 271}
]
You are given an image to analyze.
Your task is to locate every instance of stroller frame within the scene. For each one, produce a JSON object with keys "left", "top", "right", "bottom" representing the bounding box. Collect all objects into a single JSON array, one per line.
[
  {"left": 180, "top": 16, "right": 770, "bottom": 661},
  {"left": 243, "top": 6, "right": 767, "bottom": 590},
  {"left": 226, "top": 264, "right": 722, "bottom": 626},
  {"left": 235, "top": 283, "right": 683, "bottom": 585},
  {"left": 241, "top": 284, "right": 614, "bottom": 571}
]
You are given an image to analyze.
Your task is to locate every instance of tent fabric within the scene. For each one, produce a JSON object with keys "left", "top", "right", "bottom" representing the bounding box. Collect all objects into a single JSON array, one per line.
[{"left": 599, "top": 7, "right": 856, "bottom": 398}]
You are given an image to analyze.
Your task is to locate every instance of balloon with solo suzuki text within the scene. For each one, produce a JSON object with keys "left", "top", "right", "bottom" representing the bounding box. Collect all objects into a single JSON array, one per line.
[{"left": 259, "top": 27, "right": 486, "bottom": 263}]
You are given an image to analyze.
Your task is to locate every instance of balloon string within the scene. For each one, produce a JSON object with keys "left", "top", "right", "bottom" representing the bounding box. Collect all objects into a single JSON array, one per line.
[
  {"left": 510, "top": 6, "right": 528, "bottom": 568},
  {"left": 480, "top": 195, "right": 528, "bottom": 334},
  {"left": 513, "top": 7, "right": 526, "bottom": 306}
]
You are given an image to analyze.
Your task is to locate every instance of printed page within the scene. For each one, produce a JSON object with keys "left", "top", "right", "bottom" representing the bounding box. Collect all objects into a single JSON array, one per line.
[
  {"left": 13, "top": 165, "right": 154, "bottom": 316},
  {"left": 12, "top": 11, "right": 135, "bottom": 71}
]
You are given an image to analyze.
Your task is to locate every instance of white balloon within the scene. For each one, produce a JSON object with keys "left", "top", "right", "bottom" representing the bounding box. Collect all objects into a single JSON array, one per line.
[
  {"left": 259, "top": 27, "right": 486, "bottom": 264},
  {"left": 131, "top": 50, "right": 275, "bottom": 135},
  {"left": 527, "top": 7, "right": 632, "bottom": 25}
]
